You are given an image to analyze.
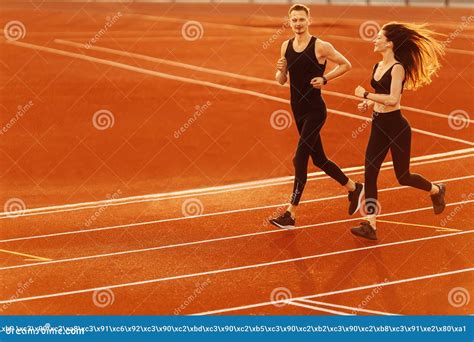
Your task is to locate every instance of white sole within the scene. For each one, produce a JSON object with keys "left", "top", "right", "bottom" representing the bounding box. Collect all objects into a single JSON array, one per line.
[{"left": 270, "top": 221, "right": 295, "bottom": 230}]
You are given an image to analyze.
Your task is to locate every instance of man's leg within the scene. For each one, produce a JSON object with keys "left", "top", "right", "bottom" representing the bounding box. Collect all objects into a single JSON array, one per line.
[{"left": 269, "top": 118, "right": 321, "bottom": 229}]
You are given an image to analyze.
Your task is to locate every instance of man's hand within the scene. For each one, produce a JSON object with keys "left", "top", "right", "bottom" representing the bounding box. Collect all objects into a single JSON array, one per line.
[
  {"left": 355, "top": 85, "right": 366, "bottom": 98},
  {"left": 276, "top": 57, "right": 287, "bottom": 72},
  {"left": 310, "top": 77, "right": 325, "bottom": 89}
]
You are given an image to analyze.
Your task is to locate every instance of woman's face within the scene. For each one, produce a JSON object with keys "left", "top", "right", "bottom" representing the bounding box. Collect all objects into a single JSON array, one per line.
[{"left": 373, "top": 30, "right": 392, "bottom": 53}]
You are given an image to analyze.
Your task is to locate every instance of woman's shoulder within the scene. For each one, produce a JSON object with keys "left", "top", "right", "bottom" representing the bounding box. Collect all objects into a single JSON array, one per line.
[{"left": 391, "top": 63, "right": 406, "bottom": 74}]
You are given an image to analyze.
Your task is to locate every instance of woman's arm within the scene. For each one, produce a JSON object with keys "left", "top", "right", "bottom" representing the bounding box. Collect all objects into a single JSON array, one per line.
[{"left": 355, "top": 64, "right": 405, "bottom": 106}]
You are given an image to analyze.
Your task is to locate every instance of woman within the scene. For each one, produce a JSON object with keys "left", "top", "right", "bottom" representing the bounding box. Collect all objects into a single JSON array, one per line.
[{"left": 352, "top": 22, "right": 446, "bottom": 240}]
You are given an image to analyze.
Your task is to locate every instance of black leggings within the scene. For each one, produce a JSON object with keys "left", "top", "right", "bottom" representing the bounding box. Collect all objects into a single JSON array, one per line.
[
  {"left": 290, "top": 105, "right": 349, "bottom": 205},
  {"left": 364, "top": 110, "right": 432, "bottom": 214}
]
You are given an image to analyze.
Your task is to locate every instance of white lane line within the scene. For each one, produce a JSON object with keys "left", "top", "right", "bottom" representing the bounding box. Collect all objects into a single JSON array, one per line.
[
  {"left": 2, "top": 176, "right": 473, "bottom": 245},
  {"left": 132, "top": 12, "right": 473, "bottom": 35},
  {"left": 328, "top": 108, "right": 474, "bottom": 147},
  {"left": 1, "top": 231, "right": 472, "bottom": 305},
  {"left": 1, "top": 150, "right": 472, "bottom": 219},
  {"left": 443, "top": 47, "right": 474, "bottom": 56},
  {"left": 54, "top": 39, "right": 280, "bottom": 86},
  {"left": 287, "top": 301, "right": 353, "bottom": 315},
  {"left": 401, "top": 105, "right": 474, "bottom": 122},
  {"left": 54, "top": 39, "right": 474, "bottom": 124},
  {"left": 297, "top": 299, "right": 399, "bottom": 316},
  {"left": 322, "top": 34, "right": 474, "bottom": 56},
  {"left": 123, "top": 12, "right": 474, "bottom": 55},
  {"left": 9, "top": 41, "right": 473, "bottom": 147},
  {"left": 8, "top": 41, "right": 288, "bottom": 101},
  {"left": 0, "top": 248, "right": 52, "bottom": 262},
  {"left": 194, "top": 268, "right": 474, "bottom": 315},
  {"left": 2, "top": 199, "right": 472, "bottom": 271}
]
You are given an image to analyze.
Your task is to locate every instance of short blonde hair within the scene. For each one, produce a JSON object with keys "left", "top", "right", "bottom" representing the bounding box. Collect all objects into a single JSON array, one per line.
[{"left": 288, "top": 4, "right": 310, "bottom": 17}]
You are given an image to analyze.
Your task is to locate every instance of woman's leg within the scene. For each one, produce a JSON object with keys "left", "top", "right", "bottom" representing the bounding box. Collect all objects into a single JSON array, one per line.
[
  {"left": 390, "top": 119, "right": 432, "bottom": 192},
  {"left": 390, "top": 117, "right": 446, "bottom": 214},
  {"left": 364, "top": 121, "right": 391, "bottom": 222},
  {"left": 350, "top": 120, "right": 391, "bottom": 240}
]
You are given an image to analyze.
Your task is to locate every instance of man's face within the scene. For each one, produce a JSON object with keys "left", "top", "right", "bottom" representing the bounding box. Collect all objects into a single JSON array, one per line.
[{"left": 289, "top": 10, "right": 309, "bottom": 35}]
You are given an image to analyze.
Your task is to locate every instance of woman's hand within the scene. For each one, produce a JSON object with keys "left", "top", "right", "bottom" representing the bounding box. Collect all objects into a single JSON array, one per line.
[
  {"left": 276, "top": 57, "right": 287, "bottom": 72},
  {"left": 355, "top": 85, "right": 366, "bottom": 98},
  {"left": 357, "top": 100, "right": 369, "bottom": 113}
]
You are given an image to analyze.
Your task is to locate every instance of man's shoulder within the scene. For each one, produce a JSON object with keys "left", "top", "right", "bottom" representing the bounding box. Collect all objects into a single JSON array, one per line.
[
  {"left": 315, "top": 38, "right": 331, "bottom": 50},
  {"left": 314, "top": 38, "right": 335, "bottom": 56}
]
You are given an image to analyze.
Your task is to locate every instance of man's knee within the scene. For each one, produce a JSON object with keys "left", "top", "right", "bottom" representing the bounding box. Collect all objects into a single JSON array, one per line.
[{"left": 312, "top": 155, "right": 328, "bottom": 168}]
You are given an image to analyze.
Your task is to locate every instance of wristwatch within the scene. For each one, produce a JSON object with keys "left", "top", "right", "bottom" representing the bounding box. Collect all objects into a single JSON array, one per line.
[
  {"left": 322, "top": 76, "right": 328, "bottom": 85},
  {"left": 363, "top": 91, "right": 369, "bottom": 99}
]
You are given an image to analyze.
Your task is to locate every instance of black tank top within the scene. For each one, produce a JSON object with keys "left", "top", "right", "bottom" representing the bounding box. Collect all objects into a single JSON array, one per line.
[
  {"left": 285, "top": 36, "right": 326, "bottom": 108},
  {"left": 371, "top": 62, "right": 405, "bottom": 94}
]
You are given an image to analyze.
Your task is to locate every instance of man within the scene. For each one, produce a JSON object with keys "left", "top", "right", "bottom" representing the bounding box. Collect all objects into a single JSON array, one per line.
[{"left": 269, "top": 4, "right": 363, "bottom": 229}]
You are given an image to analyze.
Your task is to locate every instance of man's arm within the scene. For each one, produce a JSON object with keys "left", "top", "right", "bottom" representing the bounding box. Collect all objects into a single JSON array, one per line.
[
  {"left": 275, "top": 40, "right": 289, "bottom": 85},
  {"left": 311, "top": 40, "right": 352, "bottom": 88}
]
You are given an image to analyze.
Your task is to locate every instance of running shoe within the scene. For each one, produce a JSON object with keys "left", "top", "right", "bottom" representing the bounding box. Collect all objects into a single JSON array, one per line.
[
  {"left": 350, "top": 221, "right": 377, "bottom": 240},
  {"left": 430, "top": 183, "right": 446, "bottom": 215},
  {"left": 269, "top": 211, "right": 295, "bottom": 229},
  {"left": 348, "top": 182, "right": 364, "bottom": 215}
]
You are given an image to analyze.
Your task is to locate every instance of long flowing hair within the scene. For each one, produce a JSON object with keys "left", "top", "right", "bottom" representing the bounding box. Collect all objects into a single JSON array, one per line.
[{"left": 382, "top": 22, "right": 445, "bottom": 90}]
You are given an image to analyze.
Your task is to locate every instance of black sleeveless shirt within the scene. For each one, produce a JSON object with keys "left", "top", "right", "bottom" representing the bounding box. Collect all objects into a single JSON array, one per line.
[
  {"left": 371, "top": 62, "right": 405, "bottom": 94},
  {"left": 285, "top": 36, "right": 326, "bottom": 109}
]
